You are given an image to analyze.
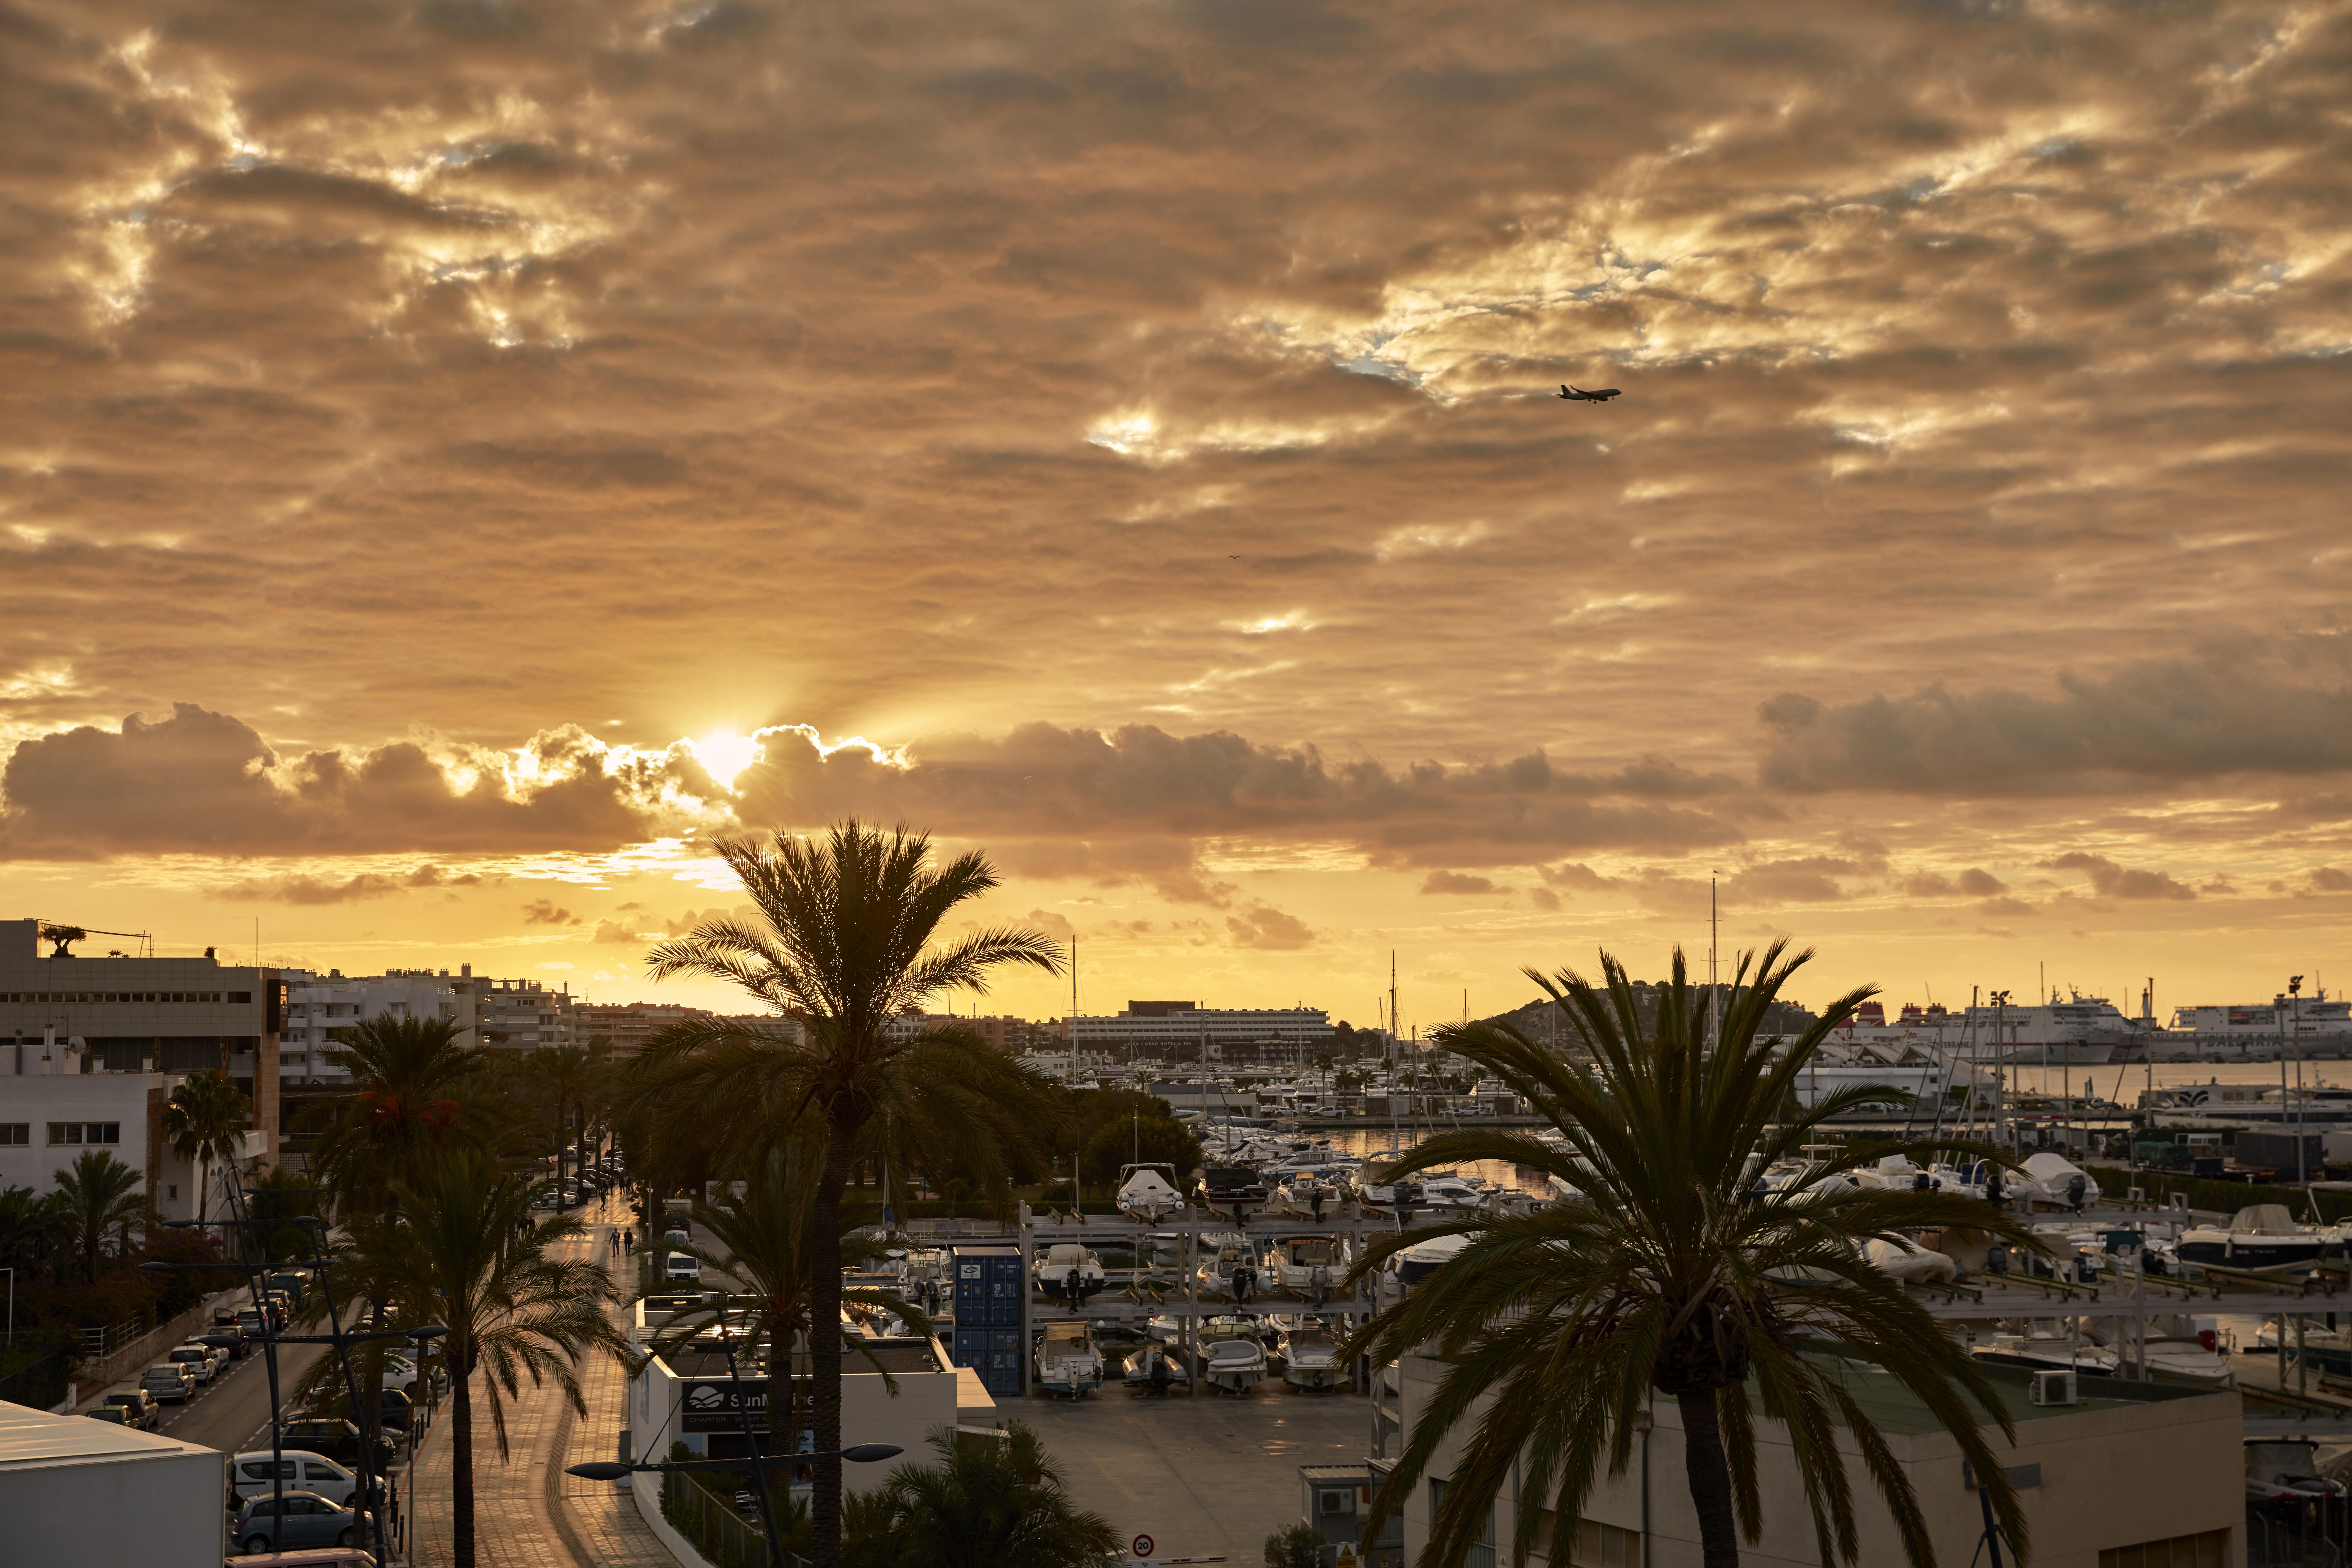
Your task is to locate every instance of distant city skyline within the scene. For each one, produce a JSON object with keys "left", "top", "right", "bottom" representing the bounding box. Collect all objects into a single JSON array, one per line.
[{"left": 4, "top": 0, "right": 2348, "bottom": 1024}]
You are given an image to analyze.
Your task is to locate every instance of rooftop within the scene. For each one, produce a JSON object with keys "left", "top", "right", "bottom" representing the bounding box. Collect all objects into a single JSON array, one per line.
[
  {"left": 1818, "top": 1355, "right": 2223, "bottom": 1436},
  {"left": 0, "top": 1398, "right": 219, "bottom": 1467}
]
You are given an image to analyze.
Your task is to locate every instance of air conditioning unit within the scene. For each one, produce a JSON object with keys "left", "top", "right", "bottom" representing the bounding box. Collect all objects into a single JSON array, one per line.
[{"left": 2029, "top": 1370, "right": 2077, "bottom": 1407}]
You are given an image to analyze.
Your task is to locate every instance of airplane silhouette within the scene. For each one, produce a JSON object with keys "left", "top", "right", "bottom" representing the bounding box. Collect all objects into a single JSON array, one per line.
[{"left": 1559, "top": 384, "right": 1621, "bottom": 402}]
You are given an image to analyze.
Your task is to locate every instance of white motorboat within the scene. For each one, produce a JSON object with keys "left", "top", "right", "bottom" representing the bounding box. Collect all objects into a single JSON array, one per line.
[
  {"left": 1375, "top": 1232, "right": 1473, "bottom": 1308},
  {"left": 1279, "top": 1321, "right": 1348, "bottom": 1391},
  {"left": 1271, "top": 1173, "right": 1348, "bottom": 1219},
  {"left": 1034, "top": 1243, "right": 1107, "bottom": 1305},
  {"left": 1034, "top": 1321, "right": 1104, "bottom": 1398},
  {"left": 1116, "top": 1164, "right": 1184, "bottom": 1222},
  {"left": 1413, "top": 1173, "right": 1487, "bottom": 1216},
  {"left": 2176, "top": 1205, "right": 2336, "bottom": 1277},
  {"left": 2247, "top": 1437, "right": 2348, "bottom": 1504},
  {"left": 1264, "top": 1233, "right": 1349, "bottom": 1300},
  {"left": 1863, "top": 1236, "right": 1959, "bottom": 1283},
  {"left": 1197, "top": 1233, "right": 1263, "bottom": 1300},
  {"left": 2018, "top": 1152, "right": 2100, "bottom": 1211},
  {"left": 1196, "top": 1317, "right": 1270, "bottom": 1393}
]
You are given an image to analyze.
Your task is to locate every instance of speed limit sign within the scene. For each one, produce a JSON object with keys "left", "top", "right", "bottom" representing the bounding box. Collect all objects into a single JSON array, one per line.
[{"left": 1132, "top": 1535, "right": 1155, "bottom": 1559}]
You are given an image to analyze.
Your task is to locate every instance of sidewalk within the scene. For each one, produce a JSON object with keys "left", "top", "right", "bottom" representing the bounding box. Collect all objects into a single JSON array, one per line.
[{"left": 408, "top": 1197, "right": 673, "bottom": 1568}]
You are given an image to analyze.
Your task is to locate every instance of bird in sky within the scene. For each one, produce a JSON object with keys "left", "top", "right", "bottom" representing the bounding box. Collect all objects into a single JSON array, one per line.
[{"left": 1559, "top": 384, "right": 1621, "bottom": 402}]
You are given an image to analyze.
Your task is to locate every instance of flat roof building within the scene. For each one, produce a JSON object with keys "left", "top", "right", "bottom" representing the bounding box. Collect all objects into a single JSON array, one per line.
[
  {"left": 0, "top": 1397, "right": 229, "bottom": 1567},
  {"left": 1072, "top": 1002, "right": 1332, "bottom": 1063}
]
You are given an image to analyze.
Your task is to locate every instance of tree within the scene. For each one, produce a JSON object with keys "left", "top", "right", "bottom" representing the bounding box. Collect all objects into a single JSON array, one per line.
[
  {"left": 1349, "top": 942, "right": 2041, "bottom": 1568},
  {"left": 307, "top": 1015, "right": 491, "bottom": 1221},
  {"left": 848, "top": 1424, "right": 1120, "bottom": 1568},
  {"left": 647, "top": 1139, "right": 929, "bottom": 1453},
  {"left": 1264, "top": 1522, "right": 1327, "bottom": 1568},
  {"left": 340, "top": 1149, "right": 622, "bottom": 1568},
  {"left": 161, "top": 1069, "right": 249, "bottom": 1224},
  {"left": 637, "top": 822, "right": 1064, "bottom": 1568},
  {"left": 51, "top": 1150, "right": 145, "bottom": 1282},
  {"left": 1079, "top": 1111, "right": 1201, "bottom": 1190}
]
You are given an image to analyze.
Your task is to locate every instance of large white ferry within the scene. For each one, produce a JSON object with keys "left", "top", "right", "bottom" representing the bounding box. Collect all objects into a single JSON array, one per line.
[{"left": 1827, "top": 994, "right": 2142, "bottom": 1064}]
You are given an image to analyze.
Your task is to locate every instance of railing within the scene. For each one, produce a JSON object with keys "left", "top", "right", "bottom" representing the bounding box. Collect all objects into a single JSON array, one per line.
[
  {"left": 661, "top": 1469, "right": 810, "bottom": 1568},
  {"left": 78, "top": 1311, "right": 155, "bottom": 1361}
]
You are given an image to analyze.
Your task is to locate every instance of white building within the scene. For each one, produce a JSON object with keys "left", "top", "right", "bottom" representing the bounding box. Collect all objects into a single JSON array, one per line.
[
  {"left": 279, "top": 970, "right": 461, "bottom": 1084},
  {"left": 0, "top": 1398, "right": 228, "bottom": 1568},
  {"left": 0, "top": 917, "right": 282, "bottom": 1164},
  {"left": 1071, "top": 1001, "right": 1333, "bottom": 1062}
]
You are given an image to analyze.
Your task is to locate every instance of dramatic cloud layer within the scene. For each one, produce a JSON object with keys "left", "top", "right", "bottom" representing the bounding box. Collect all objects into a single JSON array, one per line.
[{"left": 3, "top": 0, "right": 2350, "bottom": 1009}]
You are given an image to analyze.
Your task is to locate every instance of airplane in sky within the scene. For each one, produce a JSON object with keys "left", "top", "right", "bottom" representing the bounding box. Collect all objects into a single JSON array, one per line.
[{"left": 1559, "top": 384, "right": 1621, "bottom": 402}]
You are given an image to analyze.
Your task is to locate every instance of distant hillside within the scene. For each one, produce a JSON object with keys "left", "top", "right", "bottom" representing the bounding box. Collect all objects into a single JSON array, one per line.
[{"left": 1472, "top": 982, "right": 1818, "bottom": 1049}]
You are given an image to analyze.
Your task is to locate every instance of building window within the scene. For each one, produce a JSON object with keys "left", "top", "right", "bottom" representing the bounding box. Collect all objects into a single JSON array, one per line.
[
  {"left": 2099, "top": 1529, "right": 2228, "bottom": 1568},
  {"left": 47, "top": 1123, "right": 121, "bottom": 1146},
  {"left": 1428, "top": 1481, "right": 1497, "bottom": 1568},
  {"left": 0, "top": 1124, "right": 28, "bottom": 1146}
]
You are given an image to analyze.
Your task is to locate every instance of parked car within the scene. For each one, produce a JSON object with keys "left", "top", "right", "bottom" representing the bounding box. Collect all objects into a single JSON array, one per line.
[
  {"left": 166, "top": 1344, "right": 220, "bottom": 1384},
  {"left": 280, "top": 1417, "right": 395, "bottom": 1472},
  {"left": 231, "top": 1491, "right": 361, "bottom": 1555},
  {"left": 664, "top": 1252, "right": 700, "bottom": 1282},
  {"left": 142, "top": 1362, "right": 197, "bottom": 1404},
  {"left": 102, "top": 1389, "right": 161, "bottom": 1429},
  {"left": 238, "top": 1308, "right": 270, "bottom": 1338},
  {"left": 201, "top": 1323, "right": 247, "bottom": 1358},
  {"left": 372, "top": 1389, "right": 413, "bottom": 1433},
  {"left": 83, "top": 1403, "right": 131, "bottom": 1425},
  {"left": 231, "top": 1451, "right": 373, "bottom": 1508}
]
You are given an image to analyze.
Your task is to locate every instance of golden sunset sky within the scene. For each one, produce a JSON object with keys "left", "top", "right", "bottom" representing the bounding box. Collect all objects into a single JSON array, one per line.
[{"left": 4, "top": 0, "right": 2349, "bottom": 1028}]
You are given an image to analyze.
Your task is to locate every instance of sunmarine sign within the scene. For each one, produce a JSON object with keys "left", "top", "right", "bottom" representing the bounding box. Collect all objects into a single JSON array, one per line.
[{"left": 678, "top": 1375, "right": 814, "bottom": 1435}]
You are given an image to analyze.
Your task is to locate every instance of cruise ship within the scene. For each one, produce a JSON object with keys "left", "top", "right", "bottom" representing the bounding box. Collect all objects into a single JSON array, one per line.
[{"left": 1828, "top": 994, "right": 2143, "bottom": 1065}]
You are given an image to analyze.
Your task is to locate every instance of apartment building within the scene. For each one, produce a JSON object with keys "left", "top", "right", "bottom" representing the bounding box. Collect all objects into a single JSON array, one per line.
[
  {"left": 0, "top": 917, "right": 284, "bottom": 1165},
  {"left": 571, "top": 1000, "right": 713, "bottom": 1053},
  {"left": 1069, "top": 1000, "right": 1333, "bottom": 1062}
]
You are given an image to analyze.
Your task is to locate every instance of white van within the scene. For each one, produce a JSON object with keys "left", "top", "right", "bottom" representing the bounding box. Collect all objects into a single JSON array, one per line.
[
  {"left": 663, "top": 1252, "right": 700, "bottom": 1282},
  {"left": 232, "top": 1451, "right": 364, "bottom": 1506}
]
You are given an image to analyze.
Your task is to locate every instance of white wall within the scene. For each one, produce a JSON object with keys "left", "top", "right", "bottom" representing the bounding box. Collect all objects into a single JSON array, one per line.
[{"left": 0, "top": 1405, "right": 226, "bottom": 1568}]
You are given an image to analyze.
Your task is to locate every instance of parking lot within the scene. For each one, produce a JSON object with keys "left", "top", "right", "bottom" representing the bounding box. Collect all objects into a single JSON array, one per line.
[{"left": 1023, "top": 1382, "right": 1368, "bottom": 1567}]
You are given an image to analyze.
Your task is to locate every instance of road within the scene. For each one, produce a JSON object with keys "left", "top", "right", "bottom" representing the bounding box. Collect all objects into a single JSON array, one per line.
[{"left": 157, "top": 1336, "right": 335, "bottom": 1454}]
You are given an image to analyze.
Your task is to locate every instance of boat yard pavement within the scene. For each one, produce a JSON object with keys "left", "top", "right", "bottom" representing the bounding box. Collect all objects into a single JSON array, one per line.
[{"left": 1026, "top": 1382, "right": 1369, "bottom": 1567}]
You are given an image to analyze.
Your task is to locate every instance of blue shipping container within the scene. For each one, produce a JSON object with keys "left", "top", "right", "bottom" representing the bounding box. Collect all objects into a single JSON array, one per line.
[
  {"left": 984, "top": 1328, "right": 1024, "bottom": 1396},
  {"left": 953, "top": 1245, "right": 1025, "bottom": 1329}
]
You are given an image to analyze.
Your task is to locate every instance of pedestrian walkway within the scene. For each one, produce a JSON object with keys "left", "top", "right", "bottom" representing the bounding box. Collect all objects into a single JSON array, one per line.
[{"left": 409, "top": 1195, "right": 673, "bottom": 1568}]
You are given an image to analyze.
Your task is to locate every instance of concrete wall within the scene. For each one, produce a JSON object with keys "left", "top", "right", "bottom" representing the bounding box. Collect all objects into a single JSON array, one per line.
[{"left": 1396, "top": 1351, "right": 2243, "bottom": 1568}]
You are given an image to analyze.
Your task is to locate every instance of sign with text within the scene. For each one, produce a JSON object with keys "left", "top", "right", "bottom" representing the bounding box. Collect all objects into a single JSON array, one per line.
[{"left": 679, "top": 1375, "right": 813, "bottom": 1434}]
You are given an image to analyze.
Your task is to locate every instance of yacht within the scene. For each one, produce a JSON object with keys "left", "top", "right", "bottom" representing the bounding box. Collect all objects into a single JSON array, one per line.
[
  {"left": 1969, "top": 1329, "right": 2120, "bottom": 1378},
  {"left": 1033, "top": 1321, "right": 1104, "bottom": 1398},
  {"left": 1862, "top": 1236, "right": 1959, "bottom": 1284},
  {"left": 1278, "top": 1320, "right": 1348, "bottom": 1391},
  {"left": 1197, "top": 1233, "right": 1263, "bottom": 1300},
  {"left": 2176, "top": 1205, "right": 2337, "bottom": 1277},
  {"left": 1197, "top": 1165, "right": 1270, "bottom": 1218},
  {"left": 1270, "top": 1172, "right": 1349, "bottom": 1219}
]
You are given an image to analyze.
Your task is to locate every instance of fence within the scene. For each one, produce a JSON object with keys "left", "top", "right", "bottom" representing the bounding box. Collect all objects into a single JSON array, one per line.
[
  {"left": 77, "top": 1311, "right": 156, "bottom": 1361},
  {"left": 2088, "top": 1165, "right": 2352, "bottom": 1225},
  {"left": 660, "top": 1468, "right": 810, "bottom": 1568}
]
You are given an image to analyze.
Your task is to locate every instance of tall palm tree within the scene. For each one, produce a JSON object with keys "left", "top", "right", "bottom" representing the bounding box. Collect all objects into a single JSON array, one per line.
[
  {"left": 638, "top": 821, "right": 1064, "bottom": 1568},
  {"left": 161, "top": 1069, "right": 250, "bottom": 1225},
  {"left": 340, "top": 1149, "right": 622, "bottom": 1568},
  {"left": 847, "top": 1423, "right": 1121, "bottom": 1568},
  {"left": 307, "top": 1014, "right": 491, "bottom": 1221},
  {"left": 648, "top": 1139, "right": 930, "bottom": 1452},
  {"left": 51, "top": 1150, "right": 146, "bottom": 1283},
  {"left": 1350, "top": 942, "right": 2043, "bottom": 1568}
]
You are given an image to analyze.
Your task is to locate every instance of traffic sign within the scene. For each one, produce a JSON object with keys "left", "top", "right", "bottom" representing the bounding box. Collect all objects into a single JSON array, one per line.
[{"left": 1133, "top": 1536, "right": 1155, "bottom": 1559}]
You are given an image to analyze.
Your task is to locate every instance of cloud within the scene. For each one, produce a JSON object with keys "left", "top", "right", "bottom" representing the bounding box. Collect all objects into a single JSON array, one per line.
[
  {"left": 521, "top": 898, "right": 580, "bottom": 925},
  {"left": 1529, "top": 887, "right": 1561, "bottom": 911},
  {"left": 221, "top": 872, "right": 409, "bottom": 905},
  {"left": 1978, "top": 897, "right": 2036, "bottom": 918},
  {"left": 2311, "top": 868, "right": 2352, "bottom": 893},
  {"left": 1957, "top": 869, "right": 2007, "bottom": 897},
  {"left": 1420, "top": 870, "right": 1499, "bottom": 895},
  {"left": 1022, "top": 908, "right": 1078, "bottom": 943},
  {"left": 2042, "top": 852, "right": 2197, "bottom": 901},
  {"left": 1759, "top": 659, "right": 2352, "bottom": 796},
  {"left": 592, "top": 920, "right": 647, "bottom": 945},
  {"left": 0, "top": 705, "right": 704, "bottom": 859},
  {"left": 1724, "top": 856, "right": 1855, "bottom": 904},
  {"left": 1226, "top": 901, "right": 1316, "bottom": 950}
]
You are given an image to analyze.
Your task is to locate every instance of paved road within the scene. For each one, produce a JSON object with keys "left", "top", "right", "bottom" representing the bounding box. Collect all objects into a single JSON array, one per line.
[{"left": 157, "top": 1336, "right": 335, "bottom": 1454}]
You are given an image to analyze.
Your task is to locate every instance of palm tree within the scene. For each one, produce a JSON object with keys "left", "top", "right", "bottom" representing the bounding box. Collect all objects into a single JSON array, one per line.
[
  {"left": 1350, "top": 942, "right": 2044, "bottom": 1568},
  {"left": 847, "top": 1423, "right": 1120, "bottom": 1568},
  {"left": 637, "top": 821, "right": 1065, "bottom": 1568},
  {"left": 307, "top": 1014, "right": 491, "bottom": 1220},
  {"left": 340, "top": 1149, "right": 622, "bottom": 1568},
  {"left": 52, "top": 1150, "right": 146, "bottom": 1282},
  {"left": 161, "top": 1069, "right": 250, "bottom": 1224}
]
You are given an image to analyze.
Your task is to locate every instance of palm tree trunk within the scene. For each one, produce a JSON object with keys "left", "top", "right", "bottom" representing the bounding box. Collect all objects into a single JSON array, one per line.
[
  {"left": 1676, "top": 1387, "right": 1742, "bottom": 1568},
  {"left": 452, "top": 1351, "right": 477, "bottom": 1568},
  {"left": 810, "top": 1117, "right": 857, "bottom": 1568}
]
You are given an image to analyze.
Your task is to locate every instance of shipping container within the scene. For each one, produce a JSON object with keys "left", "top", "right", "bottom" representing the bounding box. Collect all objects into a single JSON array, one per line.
[{"left": 950, "top": 1244, "right": 1025, "bottom": 1329}]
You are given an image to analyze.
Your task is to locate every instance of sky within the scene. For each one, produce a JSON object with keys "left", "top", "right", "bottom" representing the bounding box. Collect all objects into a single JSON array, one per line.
[{"left": 4, "top": 0, "right": 2351, "bottom": 1029}]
